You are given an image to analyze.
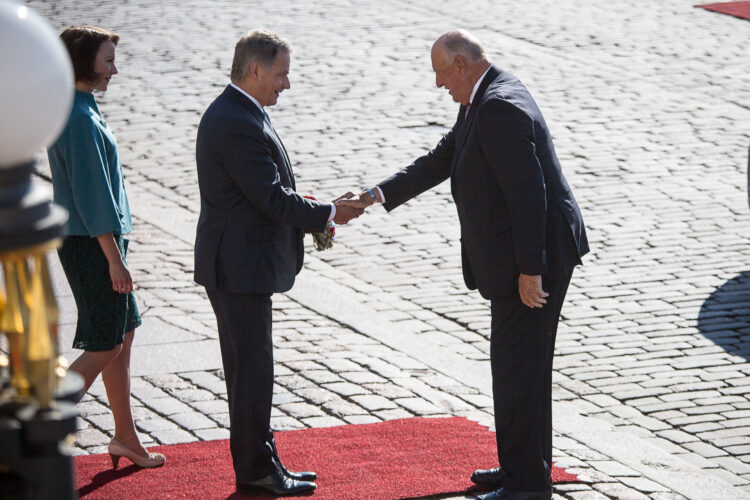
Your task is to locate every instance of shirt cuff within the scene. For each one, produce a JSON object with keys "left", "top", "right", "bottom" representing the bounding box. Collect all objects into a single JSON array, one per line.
[
  {"left": 328, "top": 203, "right": 336, "bottom": 222},
  {"left": 374, "top": 186, "right": 385, "bottom": 204}
]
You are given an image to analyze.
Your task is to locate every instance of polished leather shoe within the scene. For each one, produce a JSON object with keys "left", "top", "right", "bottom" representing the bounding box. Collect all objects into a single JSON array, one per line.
[
  {"left": 476, "top": 486, "right": 552, "bottom": 500},
  {"left": 471, "top": 467, "right": 506, "bottom": 488},
  {"left": 238, "top": 467, "right": 316, "bottom": 496},
  {"left": 268, "top": 435, "right": 317, "bottom": 481}
]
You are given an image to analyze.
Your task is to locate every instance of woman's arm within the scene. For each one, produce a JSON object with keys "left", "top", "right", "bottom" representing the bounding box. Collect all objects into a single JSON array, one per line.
[{"left": 96, "top": 232, "right": 132, "bottom": 294}]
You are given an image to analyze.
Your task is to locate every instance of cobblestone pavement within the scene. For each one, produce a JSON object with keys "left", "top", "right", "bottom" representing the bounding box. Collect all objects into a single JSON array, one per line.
[{"left": 20, "top": 0, "right": 750, "bottom": 498}]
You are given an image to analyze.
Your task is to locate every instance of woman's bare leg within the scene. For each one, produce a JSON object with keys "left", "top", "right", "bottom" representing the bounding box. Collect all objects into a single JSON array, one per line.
[
  {"left": 101, "top": 329, "right": 148, "bottom": 455},
  {"left": 68, "top": 344, "right": 122, "bottom": 395}
]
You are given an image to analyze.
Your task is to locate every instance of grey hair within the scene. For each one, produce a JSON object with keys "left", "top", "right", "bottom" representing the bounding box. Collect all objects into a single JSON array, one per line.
[
  {"left": 437, "top": 30, "right": 487, "bottom": 62},
  {"left": 230, "top": 30, "right": 291, "bottom": 81}
]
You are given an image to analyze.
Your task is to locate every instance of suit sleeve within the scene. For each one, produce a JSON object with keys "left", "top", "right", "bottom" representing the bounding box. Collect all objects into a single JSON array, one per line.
[
  {"left": 220, "top": 122, "right": 330, "bottom": 232},
  {"left": 476, "top": 99, "right": 547, "bottom": 275},
  {"left": 378, "top": 123, "right": 457, "bottom": 212}
]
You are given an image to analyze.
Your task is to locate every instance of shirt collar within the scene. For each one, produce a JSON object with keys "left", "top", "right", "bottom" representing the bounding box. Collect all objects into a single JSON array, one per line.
[
  {"left": 468, "top": 65, "right": 492, "bottom": 105},
  {"left": 230, "top": 82, "right": 264, "bottom": 114}
]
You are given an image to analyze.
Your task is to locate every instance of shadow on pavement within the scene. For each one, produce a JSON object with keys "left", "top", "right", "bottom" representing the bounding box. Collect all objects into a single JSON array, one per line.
[{"left": 698, "top": 271, "right": 750, "bottom": 360}]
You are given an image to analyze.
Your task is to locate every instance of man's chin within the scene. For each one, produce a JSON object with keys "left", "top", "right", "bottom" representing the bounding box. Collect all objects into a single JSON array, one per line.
[{"left": 451, "top": 95, "right": 469, "bottom": 106}]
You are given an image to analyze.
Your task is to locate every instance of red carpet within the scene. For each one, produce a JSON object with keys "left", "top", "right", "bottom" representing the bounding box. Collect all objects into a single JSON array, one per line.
[
  {"left": 697, "top": 1, "right": 750, "bottom": 20},
  {"left": 75, "top": 417, "right": 578, "bottom": 499}
]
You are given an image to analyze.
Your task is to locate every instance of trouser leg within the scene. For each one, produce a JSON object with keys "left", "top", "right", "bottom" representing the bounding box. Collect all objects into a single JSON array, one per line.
[
  {"left": 490, "top": 270, "right": 573, "bottom": 491},
  {"left": 207, "top": 288, "right": 274, "bottom": 482}
]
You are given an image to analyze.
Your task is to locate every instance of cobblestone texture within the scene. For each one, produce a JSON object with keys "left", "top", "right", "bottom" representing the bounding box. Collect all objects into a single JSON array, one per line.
[{"left": 19, "top": 0, "right": 750, "bottom": 498}]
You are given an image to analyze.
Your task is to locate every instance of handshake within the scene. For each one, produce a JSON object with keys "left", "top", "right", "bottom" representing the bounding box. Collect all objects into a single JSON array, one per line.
[{"left": 330, "top": 188, "right": 381, "bottom": 225}]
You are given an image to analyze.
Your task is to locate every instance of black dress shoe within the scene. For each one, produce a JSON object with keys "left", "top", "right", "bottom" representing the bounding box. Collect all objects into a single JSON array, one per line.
[
  {"left": 268, "top": 434, "right": 317, "bottom": 481},
  {"left": 476, "top": 486, "right": 552, "bottom": 500},
  {"left": 471, "top": 467, "right": 507, "bottom": 488},
  {"left": 281, "top": 467, "right": 317, "bottom": 482},
  {"left": 238, "top": 467, "right": 316, "bottom": 496}
]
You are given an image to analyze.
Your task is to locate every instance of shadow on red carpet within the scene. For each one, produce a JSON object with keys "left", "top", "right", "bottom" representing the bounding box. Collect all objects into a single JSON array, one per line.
[
  {"left": 75, "top": 417, "right": 578, "bottom": 499},
  {"left": 76, "top": 463, "right": 142, "bottom": 497}
]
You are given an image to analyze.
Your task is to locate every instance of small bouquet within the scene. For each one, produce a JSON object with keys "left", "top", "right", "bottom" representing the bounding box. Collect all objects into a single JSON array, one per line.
[{"left": 303, "top": 195, "right": 335, "bottom": 251}]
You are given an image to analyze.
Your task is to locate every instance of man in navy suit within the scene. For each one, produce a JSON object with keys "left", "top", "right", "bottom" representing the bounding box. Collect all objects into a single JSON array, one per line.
[
  {"left": 352, "top": 31, "right": 589, "bottom": 500},
  {"left": 194, "top": 30, "right": 363, "bottom": 496}
]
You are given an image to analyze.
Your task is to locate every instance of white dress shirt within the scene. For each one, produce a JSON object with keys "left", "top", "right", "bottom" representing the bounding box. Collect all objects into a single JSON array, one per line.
[{"left": 469, "top": 64, "right": 492, "bottom": 106}]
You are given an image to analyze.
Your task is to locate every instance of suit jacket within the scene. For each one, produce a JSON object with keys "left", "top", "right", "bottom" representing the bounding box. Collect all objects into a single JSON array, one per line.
[
  {"left": 194, "top": 85, "right": 330, "bottom": 294},
  {"left": 379, "top": 66, "right": 589, "bottom": 300}
]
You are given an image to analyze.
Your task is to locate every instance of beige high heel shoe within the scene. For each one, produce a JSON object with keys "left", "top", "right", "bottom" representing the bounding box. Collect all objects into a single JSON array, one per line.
[{"left": 108, "top": 437, "right": 166, "bottom": 469}]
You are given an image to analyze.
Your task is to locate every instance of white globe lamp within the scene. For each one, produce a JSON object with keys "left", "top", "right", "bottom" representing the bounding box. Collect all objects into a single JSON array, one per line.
[
  {"left": 0, "top": 1, "right": 71, "bottom": 251},
  {"left": 0, "top": 1, "right": 74, "bottom": 168}
]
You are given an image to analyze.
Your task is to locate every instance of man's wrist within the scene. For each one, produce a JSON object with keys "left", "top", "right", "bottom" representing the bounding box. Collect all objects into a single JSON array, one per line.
[
  {"left": 366, "top": 188, "right": 377, "bottom": 203},
  {"left": 328, "top": 203, "right": 336, "bottom": 222}
]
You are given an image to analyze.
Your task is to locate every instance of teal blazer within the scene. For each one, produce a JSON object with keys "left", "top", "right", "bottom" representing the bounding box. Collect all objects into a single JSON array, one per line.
[{"left": 47, "top": 90, "right": 132, "bottom": 237}]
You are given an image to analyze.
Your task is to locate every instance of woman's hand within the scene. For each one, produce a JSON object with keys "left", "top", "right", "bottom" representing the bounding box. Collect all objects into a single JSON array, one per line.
[
  {"left": 108, "top": 259, "right": 133, "bottom": 294},
  {"left": 96, "top": 232, "right": 133, "bottom": 294}
]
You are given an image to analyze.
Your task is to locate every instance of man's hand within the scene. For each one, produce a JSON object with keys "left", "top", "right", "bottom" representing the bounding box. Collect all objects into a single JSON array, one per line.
[
  {"left": 333, "top": 204, "right": 364, "bottom": 224},
  {"left": 332, "top": 192, "right": 365, "bottom": 224},
  {"left": 333, "top": 191, "right": 368, "bottom": 209},
  {"left": 340, "top": 188, "right": 381, "bottom": 209},
  {"left": 337, "top": 191, "right": 371, "bottom": 208},
  {"left": 518, "top": 274, "right": 548, "bottom": 308},
  {"left": 333, "top": 192, "right": 357, "bottom": 203}
]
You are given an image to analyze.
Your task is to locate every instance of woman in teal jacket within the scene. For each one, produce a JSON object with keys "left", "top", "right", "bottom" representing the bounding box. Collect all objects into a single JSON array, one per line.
[{"left": 48, "top": 25, "right": 164, "bottom": 469}]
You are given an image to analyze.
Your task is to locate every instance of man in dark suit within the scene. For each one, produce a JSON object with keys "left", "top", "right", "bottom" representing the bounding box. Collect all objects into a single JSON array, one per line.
[
  {"left": 351, "top": 31, "right": 589, "bottom": 500},
  {"left": 194, "top": 30, "right": 363, "bottom": 496}
]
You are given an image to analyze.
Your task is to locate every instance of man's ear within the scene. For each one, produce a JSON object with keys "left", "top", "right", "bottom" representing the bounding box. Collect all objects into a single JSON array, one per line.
[
  {"left": 249, "top": 61, "right": 263, "bottom": 81},
  {"left": 454, "top": 55, "right": 467, "bottom": 74}
]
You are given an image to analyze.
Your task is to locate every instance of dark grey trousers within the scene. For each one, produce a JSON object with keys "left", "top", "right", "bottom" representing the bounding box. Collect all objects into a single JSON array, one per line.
[
  {"left": 206, "top": 288, "right": 274, "bottom": 483},
  {"left": 490, "top": 269, "right": 574, "bottom": 491}
]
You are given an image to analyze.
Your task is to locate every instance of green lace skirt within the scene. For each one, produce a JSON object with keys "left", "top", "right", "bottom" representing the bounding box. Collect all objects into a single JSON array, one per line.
[{"left": 57, "top": 234, "right": 142, "bottom": 351}]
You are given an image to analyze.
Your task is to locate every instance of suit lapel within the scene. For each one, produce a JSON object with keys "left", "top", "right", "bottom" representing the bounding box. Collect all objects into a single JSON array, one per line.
[
  {"left": 263, "top": 116, "right": 296, "bottom": 190},
  {"left": 454, "top": 103, "right": 479, "bottom": 155},
  {"left": 451, "top": 65, "right": 502, "bottom": 175},
  {"left": 225, "top": 86, "right": 296, "bottom": 190}
]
